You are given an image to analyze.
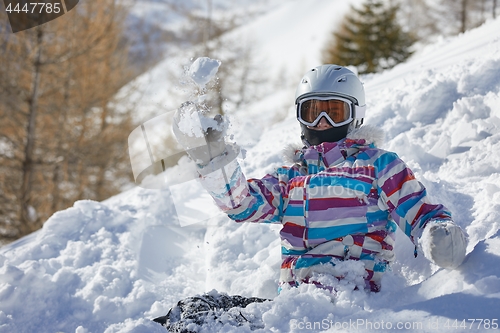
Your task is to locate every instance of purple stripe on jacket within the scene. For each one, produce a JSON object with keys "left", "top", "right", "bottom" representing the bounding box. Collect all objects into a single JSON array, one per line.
[
  {"left": 380, "top": 168, "right": 415, "bottom": 196},
  {"left": 307, "top": 206, "right": 368, "bottom": 222}
]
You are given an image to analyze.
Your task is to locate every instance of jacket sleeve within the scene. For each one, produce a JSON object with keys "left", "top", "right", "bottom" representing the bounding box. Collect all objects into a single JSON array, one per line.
[
  {"left": 374, "top": 151, "right": 452, "bottom": 243},
  {"left": 198, "top": 158, "right": 286, "bottom": 223}
]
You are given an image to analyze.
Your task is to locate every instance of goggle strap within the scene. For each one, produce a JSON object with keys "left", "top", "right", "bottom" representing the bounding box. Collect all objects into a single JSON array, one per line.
[{"left": 354, "top": 104, "right": 366, "bottom": 119}]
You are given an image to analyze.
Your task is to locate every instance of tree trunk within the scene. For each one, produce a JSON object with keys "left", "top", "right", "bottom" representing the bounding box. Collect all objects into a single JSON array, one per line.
[
  {"left": 20, "top": 28, "right": 43, "bottom": 234},
  {"left": 51, "top": 65, "right": 72, "bottom": 214},
  {"left": 94, "top": 101, "right": 109, "bottom": 201},
  {"left": 460, "top": 0, "right": 468, "bottom": 33}
]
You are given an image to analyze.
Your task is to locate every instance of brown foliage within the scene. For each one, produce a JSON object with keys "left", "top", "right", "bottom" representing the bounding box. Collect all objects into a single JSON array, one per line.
[{"left": 0, "top": 0, "right": 136, "bottom": 244}]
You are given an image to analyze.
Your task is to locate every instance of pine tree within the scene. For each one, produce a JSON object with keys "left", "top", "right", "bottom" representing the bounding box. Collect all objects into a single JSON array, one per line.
[{"left": 323, "top": 0, "right": 417, "bottom": 74}]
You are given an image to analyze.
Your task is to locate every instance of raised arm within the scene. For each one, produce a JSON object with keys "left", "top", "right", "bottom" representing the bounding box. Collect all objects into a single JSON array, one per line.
[{"left": 172, "top": 105, "right": 285, "bottom": 224}]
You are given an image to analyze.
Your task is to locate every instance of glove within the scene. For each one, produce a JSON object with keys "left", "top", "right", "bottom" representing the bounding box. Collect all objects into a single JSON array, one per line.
[
  {"left": 420, "top": 220, "right": 467, "bottom": 269},
  {"left": 172, "top": 102, "right": 239, "bottom": 175}
]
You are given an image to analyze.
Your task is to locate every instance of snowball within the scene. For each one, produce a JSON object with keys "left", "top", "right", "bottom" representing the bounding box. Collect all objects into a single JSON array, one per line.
[{"left": 188, "top": 57, "right": 221, "bottom": 90}]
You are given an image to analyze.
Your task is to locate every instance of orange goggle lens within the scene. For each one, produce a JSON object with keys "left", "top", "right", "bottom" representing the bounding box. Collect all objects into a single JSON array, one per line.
[{"left": 298, "top": 98, "right": 352, "bottom": 127}]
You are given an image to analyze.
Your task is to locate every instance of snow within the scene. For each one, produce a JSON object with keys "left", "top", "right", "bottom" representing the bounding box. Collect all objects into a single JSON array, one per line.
[
  {"left": 175, "top": 57, "right": 223, "bottom": 138},
  {"left": 175, "top": 102, "right": 207, "bottom": 139},
  {"left": 187, "top": 57, "right": 221, "bottom": 91},
  {"left": 2, "top": 1, "right": 500, "bottom": 332}
]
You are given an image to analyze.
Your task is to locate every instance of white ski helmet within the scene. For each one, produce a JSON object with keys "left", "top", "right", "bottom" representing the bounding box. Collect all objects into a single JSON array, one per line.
[{"left": 295, "top": 65, "right": 366, "bottom": 145}]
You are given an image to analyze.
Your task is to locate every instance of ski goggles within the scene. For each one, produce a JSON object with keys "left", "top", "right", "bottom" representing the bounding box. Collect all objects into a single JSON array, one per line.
[{"left": 297, "top": 96, "right": 361, "bottom": 127}]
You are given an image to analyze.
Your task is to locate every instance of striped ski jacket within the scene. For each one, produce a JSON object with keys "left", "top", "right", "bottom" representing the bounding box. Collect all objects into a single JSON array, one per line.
[{"left": 200, "top": 126, "right": 452, "bottom": 291}]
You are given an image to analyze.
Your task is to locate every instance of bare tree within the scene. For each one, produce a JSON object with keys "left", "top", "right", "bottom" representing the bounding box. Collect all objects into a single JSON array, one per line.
[
  {"left": 0, "top": 0, "right": 136, "bottom": 244},
  {"left": 438, "top": 0, "right": 492, "bottom": 34},
  {"left": 397, "top": 0, "right": 498, "bottom": 40},
  {"left": 161, "top": 3, "right": 263, "bottom": 115},
  {"left": 397, "top": 0, "right": 440, "bottom": 42}
]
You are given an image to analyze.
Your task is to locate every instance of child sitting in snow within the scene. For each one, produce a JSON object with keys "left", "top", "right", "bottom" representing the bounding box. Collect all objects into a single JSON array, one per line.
[
  {"left": 157, "top": 64, "right": 469, "bottom": 331},
  {"left": 172, "top": 64, "right": 468, "bottom": 294}
]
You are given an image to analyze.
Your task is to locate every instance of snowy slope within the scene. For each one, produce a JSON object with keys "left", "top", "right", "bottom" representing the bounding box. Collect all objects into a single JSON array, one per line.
[
  {"left": 2, "top": 2, "right": 500, "bottom": 332},
  {"left": 119, "top": 0, "right": 364, "bottom": 125}
]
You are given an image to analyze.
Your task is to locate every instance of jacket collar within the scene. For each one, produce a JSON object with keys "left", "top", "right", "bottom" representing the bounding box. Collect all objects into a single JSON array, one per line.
[
  {"left": 284, "top": 125, "right": 384, "bottom": 169},
  {"left": 345, "top": 124, "right": 384, "bottom": 147}
]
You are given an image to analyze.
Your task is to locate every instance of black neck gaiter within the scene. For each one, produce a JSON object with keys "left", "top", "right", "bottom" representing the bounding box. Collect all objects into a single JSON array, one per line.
[{"left": 301, "top": 123, "right": 350, "bottom": 146}]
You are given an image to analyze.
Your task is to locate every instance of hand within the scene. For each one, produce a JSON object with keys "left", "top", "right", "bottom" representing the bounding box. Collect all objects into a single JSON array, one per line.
[
  {"left": 172, "top": 103, "right": 239, "bottom": 173},
  {"left": 204, "top": 114, "right": 228, "bottom": 159},
  {"left": 420, "top": 220, "right": 467, "bottom": 269}
]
